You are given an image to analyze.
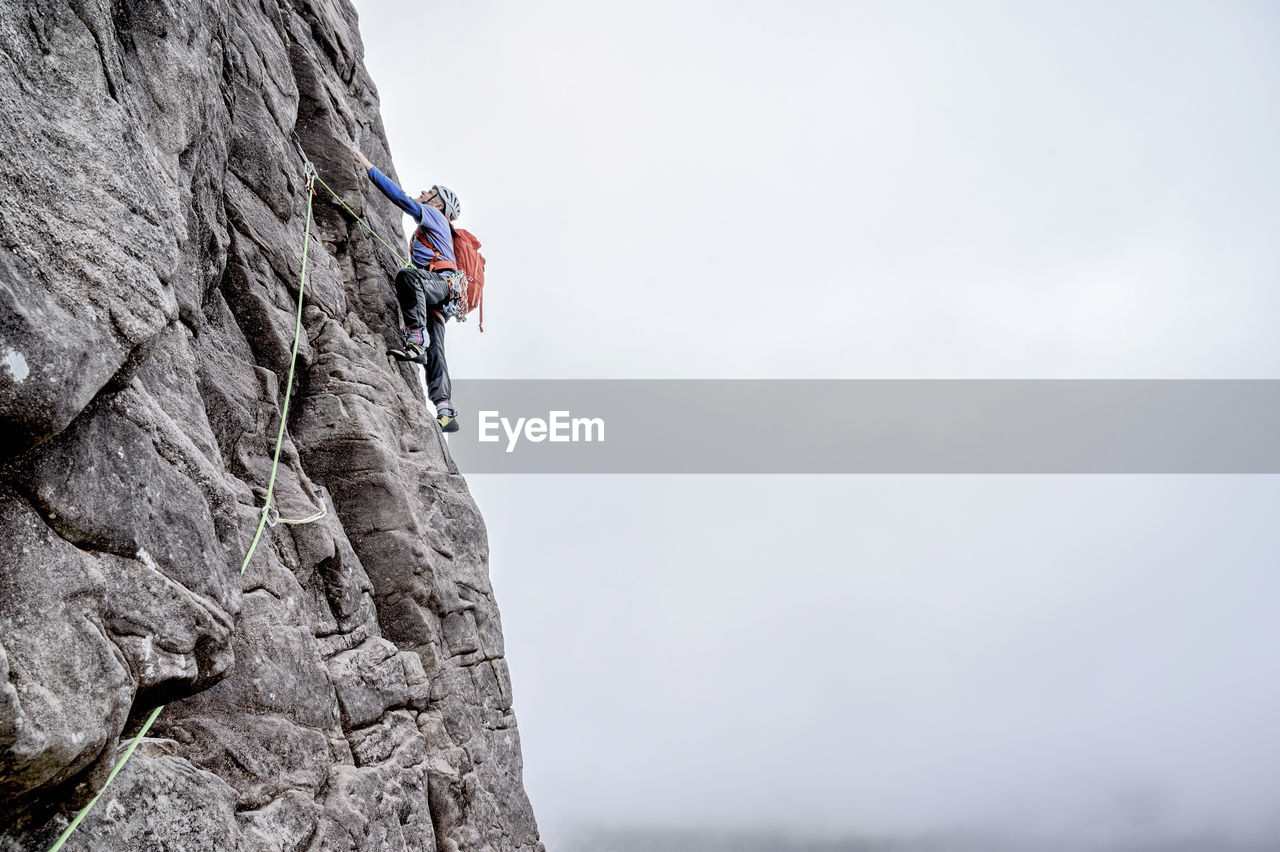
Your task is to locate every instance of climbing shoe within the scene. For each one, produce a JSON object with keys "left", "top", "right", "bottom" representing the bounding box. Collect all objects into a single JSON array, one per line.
[
  {"left": 436, "top": 408, "right": 460, "bottom": 433},
  {"left": 386, "top": 331, "right": 428, "bottom": 365}
]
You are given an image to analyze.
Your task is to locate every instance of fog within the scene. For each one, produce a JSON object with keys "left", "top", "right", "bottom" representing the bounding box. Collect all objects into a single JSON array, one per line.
[
  {"left": 473, "top": 476, "right": 1280, "bottom": 849},
  {"left": 352, "top": 1, "right": 1280, "bottom": 848}
]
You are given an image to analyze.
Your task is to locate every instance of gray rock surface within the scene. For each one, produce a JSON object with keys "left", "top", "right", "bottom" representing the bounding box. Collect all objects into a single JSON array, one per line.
[{"left": 0, "top": 1, "right": 542, "bottom": 849}]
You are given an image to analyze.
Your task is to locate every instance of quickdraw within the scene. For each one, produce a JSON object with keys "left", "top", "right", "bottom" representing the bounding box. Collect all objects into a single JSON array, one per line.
[{"left": 442, "top": 270, "right": 470, "bottom": 323}]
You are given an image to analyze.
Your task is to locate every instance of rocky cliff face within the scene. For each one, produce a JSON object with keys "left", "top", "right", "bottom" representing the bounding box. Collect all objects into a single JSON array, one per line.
[{"left": 0, "top": 1, "right": 541, "bottom": 850}]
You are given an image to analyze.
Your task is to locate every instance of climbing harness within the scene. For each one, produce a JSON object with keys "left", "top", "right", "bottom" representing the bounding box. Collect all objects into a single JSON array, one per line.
[
  {"left": 47, "top": 159, "right": 328, "bottom": 852},
  {"left": 411, "top": 228, "right": 470, "bottom": 322}
]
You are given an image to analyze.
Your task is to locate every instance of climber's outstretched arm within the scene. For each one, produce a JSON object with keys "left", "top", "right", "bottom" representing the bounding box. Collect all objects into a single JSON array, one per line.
[
  {"left": 350, "top": 144, "right": 422, "bottom": 220},
  {"left": 350, "top": 144, "right": 374, "bottom": 171}
]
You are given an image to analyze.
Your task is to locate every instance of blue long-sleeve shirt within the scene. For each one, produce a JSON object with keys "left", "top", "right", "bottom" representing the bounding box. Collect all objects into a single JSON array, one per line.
[{"left": 367, "top": 166, "right": 456, "bottom": 268}]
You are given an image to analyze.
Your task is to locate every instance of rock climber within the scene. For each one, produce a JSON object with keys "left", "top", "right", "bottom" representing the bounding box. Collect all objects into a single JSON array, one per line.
[{"left": 349, "top": 144, "right": 463, "bottom": 433}]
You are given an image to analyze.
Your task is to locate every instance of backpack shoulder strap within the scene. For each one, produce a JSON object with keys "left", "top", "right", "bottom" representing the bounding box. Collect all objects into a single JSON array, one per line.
[{"left": 413, "top": 227, "right": 457, "bottom": 272}]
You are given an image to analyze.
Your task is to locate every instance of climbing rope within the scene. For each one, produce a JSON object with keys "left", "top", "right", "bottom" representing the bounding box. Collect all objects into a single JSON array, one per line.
[
  {"left": 237, "top": 167, "right": 325, "bottom": 577},
  {"left": 45, "top": 705, "right": 163, "bottom": 851},
  {"left": 47, "top": 169, "right": 327, "bottom": 852},
  {"left": 312, "top": 171, "right": 411, "bottom": 268}
]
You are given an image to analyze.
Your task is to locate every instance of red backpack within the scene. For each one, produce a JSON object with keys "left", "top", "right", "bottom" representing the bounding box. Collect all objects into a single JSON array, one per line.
[
  {"left": 451, "top": 227, "right": 486, "bottom": 331},
  {"left": 414, "top": 226, "right": 488, "bottom": 331}
]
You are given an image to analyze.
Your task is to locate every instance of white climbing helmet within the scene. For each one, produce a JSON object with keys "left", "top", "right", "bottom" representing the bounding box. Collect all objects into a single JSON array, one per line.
[{"left": 432, "top": 184, "right": 461, "bottom": 221}]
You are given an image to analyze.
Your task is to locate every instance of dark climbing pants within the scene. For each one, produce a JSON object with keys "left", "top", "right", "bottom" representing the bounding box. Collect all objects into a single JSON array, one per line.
[{"left": 394, "top": 266, "right": 452, "bottom": 406}]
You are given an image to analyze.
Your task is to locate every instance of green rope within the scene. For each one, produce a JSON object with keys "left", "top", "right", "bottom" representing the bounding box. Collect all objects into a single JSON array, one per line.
[
  {"left": 46, "top": 704, "right": 163, "bottom": 852},
  {"left": 238, "top": 173, "right": 319, "bottom": 577},
  {"left": 47, "top": 174, "right": 323, "bottom": 852},
  {"left": 312, "top": 171, "right": 411, "bottom": 268}
]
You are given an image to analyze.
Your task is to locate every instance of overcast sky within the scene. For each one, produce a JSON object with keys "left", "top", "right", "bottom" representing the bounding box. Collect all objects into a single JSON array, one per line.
[{"left": 350, "top": 2, "right": 1280, "bottom": 848}]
